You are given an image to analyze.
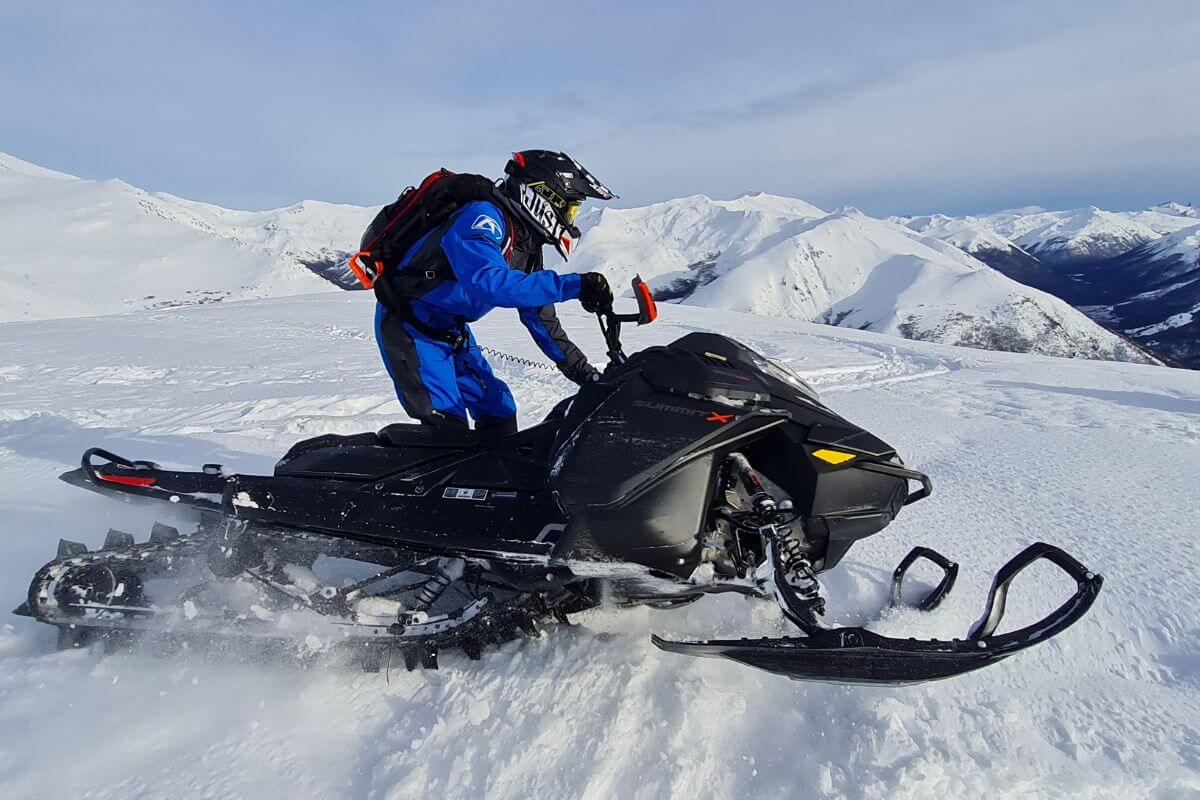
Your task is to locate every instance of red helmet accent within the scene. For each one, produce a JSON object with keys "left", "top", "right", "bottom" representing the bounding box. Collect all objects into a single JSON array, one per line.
[{"left": 512, "top": 151, "right": 527, "bottom": 168}]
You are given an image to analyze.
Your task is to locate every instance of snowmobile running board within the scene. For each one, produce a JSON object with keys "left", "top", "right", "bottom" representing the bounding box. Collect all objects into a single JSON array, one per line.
[{"left": 653, "top": 543, "right": 1102, "bottom": 685}]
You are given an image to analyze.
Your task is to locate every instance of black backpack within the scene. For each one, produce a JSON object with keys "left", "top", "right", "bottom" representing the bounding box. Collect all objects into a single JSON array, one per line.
[{"left": 349, "top": 169, "right": 501, "bottom": 293}]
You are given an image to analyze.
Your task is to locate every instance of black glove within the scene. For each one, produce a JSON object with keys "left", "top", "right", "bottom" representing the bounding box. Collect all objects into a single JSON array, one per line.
[
  {"left": 561, "top": 361, "right": 601, "bottom": 386},
  {"left": 579, "top": 273, "right": 613, "bottom": 314}
]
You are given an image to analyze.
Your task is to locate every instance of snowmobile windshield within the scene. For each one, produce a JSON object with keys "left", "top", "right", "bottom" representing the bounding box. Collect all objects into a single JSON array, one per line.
[{"left": 748, "top": 353, "right": 820, "bottom": 402}]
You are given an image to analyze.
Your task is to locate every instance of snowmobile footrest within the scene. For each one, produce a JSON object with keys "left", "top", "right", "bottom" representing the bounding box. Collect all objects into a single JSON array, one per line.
[{"left": 653, "top": 542, "right": 1102, "bottom": 685}]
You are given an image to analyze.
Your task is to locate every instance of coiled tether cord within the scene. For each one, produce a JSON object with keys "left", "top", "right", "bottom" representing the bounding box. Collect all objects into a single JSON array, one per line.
[{"left": 478, "top": 345, "right": 559, "bottom": 372}]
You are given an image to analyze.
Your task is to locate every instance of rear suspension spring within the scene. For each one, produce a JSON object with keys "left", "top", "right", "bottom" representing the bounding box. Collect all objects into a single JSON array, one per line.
[{"left": 413, "top": 559, "right": 464, "bottom": 610}]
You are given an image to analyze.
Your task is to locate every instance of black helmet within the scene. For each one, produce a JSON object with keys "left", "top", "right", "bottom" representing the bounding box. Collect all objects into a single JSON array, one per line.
[{"left": 500, "top": 150, "right": 615, "bottom": 260}]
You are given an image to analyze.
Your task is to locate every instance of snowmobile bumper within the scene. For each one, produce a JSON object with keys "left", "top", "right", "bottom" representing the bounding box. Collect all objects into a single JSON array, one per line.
[
  {"left": 60, "top": 447, "right": 228, "bottom": 510},
  {"left": 653, "top": 542, "right": 1102, "bottom": 685}
]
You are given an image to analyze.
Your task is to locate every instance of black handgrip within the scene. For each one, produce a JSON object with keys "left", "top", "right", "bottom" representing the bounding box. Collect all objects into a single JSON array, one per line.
[{"left": 969, "top": 542, "right": 1102, "bottom": 640}]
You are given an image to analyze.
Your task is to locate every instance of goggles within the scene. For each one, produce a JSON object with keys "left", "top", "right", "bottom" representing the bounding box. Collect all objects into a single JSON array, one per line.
[{"left": 532, "top": 182, "right": 582, "bottom": 224}]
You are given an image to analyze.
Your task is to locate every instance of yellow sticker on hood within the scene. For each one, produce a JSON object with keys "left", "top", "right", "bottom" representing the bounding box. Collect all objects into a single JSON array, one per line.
[{"left": 812, "top": 448, "right": 856, "bottom": 465}]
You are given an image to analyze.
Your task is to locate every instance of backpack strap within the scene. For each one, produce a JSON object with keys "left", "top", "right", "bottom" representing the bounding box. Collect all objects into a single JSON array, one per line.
[
  {"left": 378, "top": 217, "right": 457, "bottom": 297},
  {"left": 387, "top": 296, "right": 469, "bottom": 351},
  {"left": 373, "top": 216, "right": 468, "bottom": 349}
]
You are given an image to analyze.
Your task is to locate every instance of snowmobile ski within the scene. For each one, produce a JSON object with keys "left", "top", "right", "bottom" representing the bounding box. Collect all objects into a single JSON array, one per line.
[{"left": 653, "top": 543, "right": 1102, "bottom": 685}]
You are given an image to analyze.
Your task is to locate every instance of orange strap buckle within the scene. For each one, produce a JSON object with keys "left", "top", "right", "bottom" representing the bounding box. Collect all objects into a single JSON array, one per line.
[{"left": 348, "top": 251, "right": 384, "bottom": 289}]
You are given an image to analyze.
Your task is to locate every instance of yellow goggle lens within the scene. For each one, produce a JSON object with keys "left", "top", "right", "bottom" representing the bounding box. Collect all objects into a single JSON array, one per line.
[{"left": 565, "top": 203, "right": 581, "bottom": 224}]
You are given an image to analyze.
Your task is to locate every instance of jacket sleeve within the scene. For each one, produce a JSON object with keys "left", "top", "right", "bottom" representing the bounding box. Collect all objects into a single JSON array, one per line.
[
  {"left": 440, "top": 202, "right": 582, "bottom": 308},
  {"left": 519, "top": 304, "right": 591, "bottom": 370}
]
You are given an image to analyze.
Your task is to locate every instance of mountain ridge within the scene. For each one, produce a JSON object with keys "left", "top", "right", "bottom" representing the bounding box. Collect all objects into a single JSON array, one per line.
[
  {"left": 903, "top": 202, "right": 1199, "bottom": 367},
  {"left": 0, "top": 151, "right": 1170, "bottom": 367},
  {"left": 571, "top": 194, "right": 1155, "bottom": 365}
]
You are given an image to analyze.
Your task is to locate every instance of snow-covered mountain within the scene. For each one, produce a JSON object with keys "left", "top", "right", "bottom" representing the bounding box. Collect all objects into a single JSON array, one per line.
[
  {"left": 571, "top": 194, "right": 1154, "bottom": 364},
  {"left": 895, "top": 213, "right": 1071, "bottom": 294},
  {"left": 968, "top": 206, "right": 1164, "bottom": 263},
  {"left": 1147, "top": 200, "right": 1199, "bottom": 221},
  {"left": 1094, "top": 223, "right": 1200, "bottom": 366},
  {"left": 0, "top": 152, "right": 370, "bottom": 322},
  {"left": 906, "top": 202, "right": 1200, "bottom": 367},
  {"left": 0, "top": 152, "right": 1159, "bottom": 365},
  {"left": 904, "top": 203, "right": 1200, "bottom": 266}
]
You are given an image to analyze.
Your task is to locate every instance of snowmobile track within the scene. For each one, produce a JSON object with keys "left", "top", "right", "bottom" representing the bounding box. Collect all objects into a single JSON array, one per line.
[{"left": 17, "top": 520, "right": 572, "bottom": 672}]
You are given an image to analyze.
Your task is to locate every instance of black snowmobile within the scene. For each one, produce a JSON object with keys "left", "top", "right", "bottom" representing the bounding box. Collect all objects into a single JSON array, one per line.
[{"left": 17, "top": 279, "right": 1102, "bottom": 684}]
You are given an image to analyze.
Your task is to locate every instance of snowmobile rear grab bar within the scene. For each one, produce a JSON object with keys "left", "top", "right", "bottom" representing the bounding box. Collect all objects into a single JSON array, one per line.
[{"left": 81, "top": 447, "right": 161, "bottom": 483}]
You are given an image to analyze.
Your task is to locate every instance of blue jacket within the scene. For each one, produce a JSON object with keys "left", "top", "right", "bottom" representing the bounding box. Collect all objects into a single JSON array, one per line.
[{"left": 386, "top": 200, "right": 585, "bottom": 365}]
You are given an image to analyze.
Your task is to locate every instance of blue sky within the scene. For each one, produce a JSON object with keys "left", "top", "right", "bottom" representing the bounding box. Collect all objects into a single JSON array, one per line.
[{"left": 2, "top": 1, "right": 1197, "bottom": 216}]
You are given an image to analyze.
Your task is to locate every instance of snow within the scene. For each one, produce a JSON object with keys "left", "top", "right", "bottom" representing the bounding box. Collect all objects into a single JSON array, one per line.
[
  {"left": 893, "top": 213, "right": 1026, "bottom": 255},
  {"left": 1151, "top": 201, "right": 1199, "bottom": 220},
  {"left": 1131, "top": 310, "right": 1197, "bottom": 337},
  {"left": 1137, "top": 221, "right": 1200, "bottom": 268},
  {"left": 969, "top": 206, "right": 1164, "bottom": 262},
  {"left": 1, "top": 292, "right": 1198, "bottom": 799},
  {"left": 964, "top": 205, "right": 1199, "bottom": 262},
  {"left": 898, "top": 203, "right": 1200, "bottom": 270},
  {"left": 0, "top": 152, "right": 371, "bottom": 323},
  {"left": 905, "top": 202, "right": 1200, "bottom": 262},
  {"left": 895, "top": 204, "right": 1200, "bottom": 367}
]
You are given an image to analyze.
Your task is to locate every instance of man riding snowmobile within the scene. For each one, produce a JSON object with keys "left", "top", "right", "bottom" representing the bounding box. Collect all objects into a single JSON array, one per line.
[
  {"left": 24, "top": 286, "right": 1104, "bottom": 681},
  {"left": 361, "top": 150, "right": 617, "bottom": 434}
]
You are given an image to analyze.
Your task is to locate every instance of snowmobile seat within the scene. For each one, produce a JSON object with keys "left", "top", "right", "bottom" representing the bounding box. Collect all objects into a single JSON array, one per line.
[
  {"left": 377, "top": 422, "right": 490, "bottom": 448},
  {"left": 272, "top": 424, "right": 496, "bottom": 480},
  {"left": 278, "top": 431, "right": 384, "bottom": 462},
  {"left": 278, "top": 425, "right": 486, "bottom": 463}
]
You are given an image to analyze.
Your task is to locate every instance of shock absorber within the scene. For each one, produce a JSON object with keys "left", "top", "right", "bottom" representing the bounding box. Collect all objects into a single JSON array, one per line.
[
  {"left": 774, "top": 532, "right": 809, "bottom": 572},
  {"left": 726, "top": 452, "right": 775, "bottom": 519},
  {"left": 413, "top": 558, "right": 465, "bottom": 610},
  {"left": 726, "top": 453, "right": 823, "bottom": 614}
]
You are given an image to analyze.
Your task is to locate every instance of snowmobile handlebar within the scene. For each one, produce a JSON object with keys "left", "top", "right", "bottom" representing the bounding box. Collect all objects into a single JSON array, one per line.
[{"left": 598, "top": 275, "right": 658, "bottom": 367}]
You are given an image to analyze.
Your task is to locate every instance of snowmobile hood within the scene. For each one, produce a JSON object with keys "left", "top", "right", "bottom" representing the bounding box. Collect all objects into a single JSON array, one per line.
[
  {"left": 603, "top": 332, "right": 896, "bottom": 459},
  {"left": 617, "top": 332, "right": 825, "bottom": 409}
]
